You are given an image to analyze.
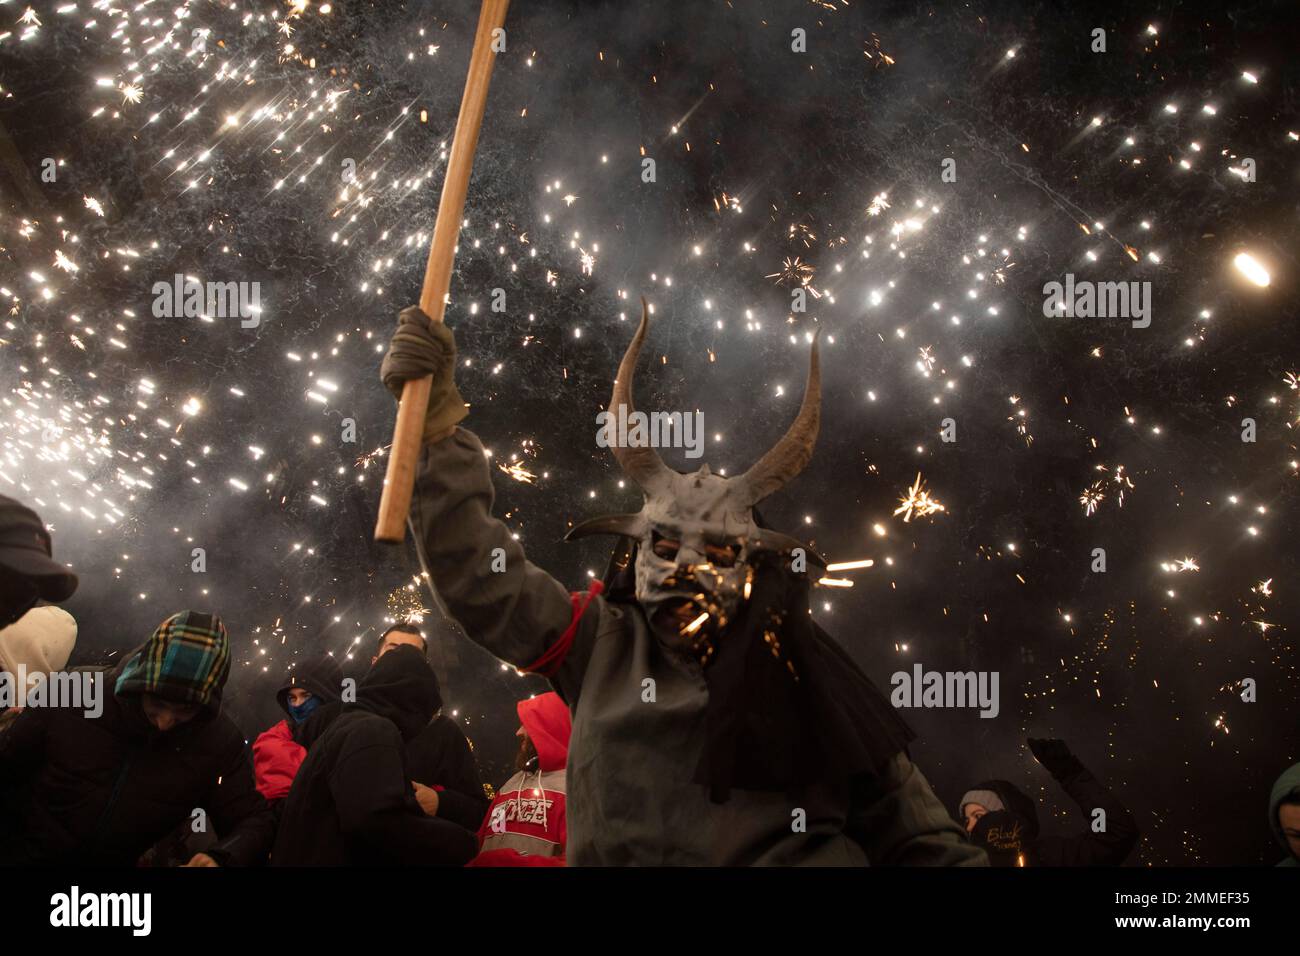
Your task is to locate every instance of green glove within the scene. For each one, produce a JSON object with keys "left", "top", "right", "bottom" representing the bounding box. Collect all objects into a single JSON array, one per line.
[{"left": 380, "top": 306, "right": 468, "bottom": 442}]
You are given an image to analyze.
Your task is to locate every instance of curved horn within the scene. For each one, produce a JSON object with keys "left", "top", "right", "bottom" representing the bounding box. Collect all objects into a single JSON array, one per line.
[
  {"left": 737, "top": 329, "right": 821, "bottom": 505},
  {"left": 608, "top": 297, "right": 672, "bottom": 493},
  {"left": 564, "top": 513, "right": 646, "bottom": 541}
]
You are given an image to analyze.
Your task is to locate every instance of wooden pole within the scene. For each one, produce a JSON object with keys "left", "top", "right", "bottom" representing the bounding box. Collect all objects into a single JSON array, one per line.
[{"left": 374, "top": 0, "right": 511, "bottom": 543}]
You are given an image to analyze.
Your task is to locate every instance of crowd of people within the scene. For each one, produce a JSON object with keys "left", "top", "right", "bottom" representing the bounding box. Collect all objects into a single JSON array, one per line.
[{"left": 1, "top": 302, "right": 1296, "bottom": 867}]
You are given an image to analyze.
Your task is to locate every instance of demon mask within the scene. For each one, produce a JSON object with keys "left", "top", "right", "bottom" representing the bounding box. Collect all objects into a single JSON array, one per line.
[{"left": 566, "top": 299, "right": 822, "bottom": 655}]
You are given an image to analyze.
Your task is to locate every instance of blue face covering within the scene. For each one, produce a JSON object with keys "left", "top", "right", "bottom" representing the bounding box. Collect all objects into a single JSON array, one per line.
[{"left": 289, "top": 694, "right": 321, "bottom": 724}]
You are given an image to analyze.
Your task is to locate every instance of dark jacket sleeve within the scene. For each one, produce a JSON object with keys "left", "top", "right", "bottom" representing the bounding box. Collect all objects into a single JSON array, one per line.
[
  {"left": 0, "top": 707, "right": 49, "bottom": 826},
  {"left": 333, "top": 722, "right": 477, "bottom": 866},
  {"left": 410, "top": 718, "right": 490, "bottom": 832},
  {"left": 409, "top": 429, "right": 603, "bottom": 702},
  {"left": 204, "top": 729, "right": 276, "bottom": 867},
  {"left": 1034, "top": 763, "right": 1139, "bottom": 866},
  {"left": 0, "top": 706, "right": 48, "bottom": 771}
]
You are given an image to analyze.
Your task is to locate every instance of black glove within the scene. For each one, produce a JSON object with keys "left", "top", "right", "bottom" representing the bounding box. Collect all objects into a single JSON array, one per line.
[
  {"left": 380, "top": 306, "right": 467, "bottom": 441},
  {"left": 970, "top": 810, "right": 1030, "bottom": 867},
  {"left": 1027, "top": 737, "right": 1084, "bottom": 780}
]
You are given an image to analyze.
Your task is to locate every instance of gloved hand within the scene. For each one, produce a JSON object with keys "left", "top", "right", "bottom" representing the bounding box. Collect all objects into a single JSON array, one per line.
[
  {"left": 1027, "top": 737, "right": 1084, "bottom": 780},
  {"left": 970, "top": 810, "right": 1029, "bottom": 867},
  {"left": 380, "top": 306, "right": 468, "bottom": 442}
]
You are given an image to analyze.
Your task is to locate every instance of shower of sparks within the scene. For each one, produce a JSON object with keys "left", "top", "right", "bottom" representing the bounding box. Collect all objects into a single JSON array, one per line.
[
  {"left": 354, "top": 446, "right": 389, "bottom": 469},
  {"left": 1007, "top": 395, "right": 1033, "bottom": 446},
  {"left": 893, "top": 472, "right": 946, "bottom": 523},
  {"left": 785, "top": 223, "right": 817, "bottom": 249},
  {"left": 386, "top": 582, "right": 430, "bottom": 624},
  {"left": 498, "top": 460, "right": 538, "bottom": 484},
  {"left": 1109, "top": 464, "right": 1134, "bottom": 506},
  {"left": 713, "top": 191, "right": 742, "bottom": 214},
  {"left": 917, "top": 345, "right": 936, "bottom": 373},
  {"left": 1082, "top": 463, "right": 1136, "bottom": 516},
  {"left": 0, "top": 0, "right": 1291, "bottom": 866},
  {"left": 766, "top": 256, "right": 815, "bottom": 287},
  {"left": 863, "top": 34, "right": 896, "bottom": 68}
]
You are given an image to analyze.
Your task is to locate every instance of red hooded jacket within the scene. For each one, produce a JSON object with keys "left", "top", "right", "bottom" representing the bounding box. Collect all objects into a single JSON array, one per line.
[
  {"left": 468, "top": 692, "right": 570, "bottom": 867},
  {"left": 252, "top": 719, "right": 305, "bottom": 801}
]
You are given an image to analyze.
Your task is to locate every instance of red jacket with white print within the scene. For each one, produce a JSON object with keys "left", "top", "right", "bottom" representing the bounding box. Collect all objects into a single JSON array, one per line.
[{"left": 468, "top": 692, "right": 569, "bottom": 867}]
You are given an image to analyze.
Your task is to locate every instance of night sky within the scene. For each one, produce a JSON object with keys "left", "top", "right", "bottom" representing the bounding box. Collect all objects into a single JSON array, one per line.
[{"left": 1, "top": 0, "right": 1296, "bottom": 865}]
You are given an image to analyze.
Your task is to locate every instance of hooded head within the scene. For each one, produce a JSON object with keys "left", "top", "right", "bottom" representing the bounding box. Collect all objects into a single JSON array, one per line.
[
  {"left": 276, "top": 653, "right": 345, "bottom": 723},
  {"left": 960, "top": 779, "right": 1040, "bottom": 838},
  {"left": 114, "top": 611, "right": 230, "bottom": 722},
  {"left": 1269, "top": 762, "right": 1300, "bottom": 866},
  {"left": 0, "top": 606, "right": 78, "bottom": 698},
  {"left": 0, "top": 495, "right": 78, "bottom": 628},
  {"left": 567, "top": 298, "right": 823, "bottom": 652},
  {"left": 516, "top": 692, "right": 571, "bottom": 773},
  {"left": 351, "top": 643, "right": 439, "bottom": 742}
]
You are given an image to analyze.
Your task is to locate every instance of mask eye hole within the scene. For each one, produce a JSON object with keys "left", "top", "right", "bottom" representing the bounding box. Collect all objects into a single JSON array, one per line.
[
  {"left": 705, "top": 544, "right": 738, "bottom": 568},
  {"left": 652, "top": 532, "right": 680, "bottom": 561}
]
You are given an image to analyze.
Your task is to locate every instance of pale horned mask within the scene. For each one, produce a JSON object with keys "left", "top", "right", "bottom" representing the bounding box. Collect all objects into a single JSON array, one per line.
[{"left": 566, "top": 298, "right": 823, "bottom": 647}]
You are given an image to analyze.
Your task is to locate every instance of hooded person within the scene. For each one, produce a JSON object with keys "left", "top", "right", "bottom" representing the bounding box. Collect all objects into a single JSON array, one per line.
[
  {"left": 0, "top": 495, "right": 78, "bottom": 629},
  {"left": 469, "top": 692, "right": 571, "bottom": 867},
  {"left": 1268, "top": 762, "right": 1300, "bottom": 867},
  {"left": 0, "top": 605, "right": 78, "bottom": 736},
  {"left": 0, "top": 610, "right": 273, "bottom": 867},
  {"left": 380, "top": 300, "right": 985, "bottom": 865},
  {"left": 368, "top": 623, "right": 490, "bottom": 832},
  {"left": 252, "top": 654, "right": 345, "bottom": 805},
  {"left": 271, "top": 643, "right": 478, "bottom": 866},
  {"left": 959, "top": 738, "right": 1139, "bottom": 867}
]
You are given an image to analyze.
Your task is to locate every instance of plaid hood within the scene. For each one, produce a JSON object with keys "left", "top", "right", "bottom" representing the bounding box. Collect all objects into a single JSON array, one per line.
[{"left": 114, "top": 610, "right": 230, "bottom": 717}]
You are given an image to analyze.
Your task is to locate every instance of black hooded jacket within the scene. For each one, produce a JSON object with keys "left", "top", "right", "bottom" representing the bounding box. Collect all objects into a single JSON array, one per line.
[
  {"left": 967, "top": 770, "right": 1139, "bottom": 866},
  {"left": 0, "top": 660, "right": 273, "bottom": 866},
  {"left": 289, "top": 651, "right": 490, "bottom": 832},
  {"left": 271, "top": 645, "right": 478, "bottom": 866},
  {"left": 275, "top": 653, "right": 344, "bottom": 716},
  {"left": 399, "top": 658, "right": 489, "bottom": 831}
]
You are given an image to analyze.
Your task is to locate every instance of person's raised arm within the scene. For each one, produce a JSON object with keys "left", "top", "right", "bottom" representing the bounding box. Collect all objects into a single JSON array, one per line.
[
  {"left": 381, "top": 307, "right": 604, "bottom": 700},
  {"left": 1028, "top": 737, "right": 1139, "bottom": 866}
]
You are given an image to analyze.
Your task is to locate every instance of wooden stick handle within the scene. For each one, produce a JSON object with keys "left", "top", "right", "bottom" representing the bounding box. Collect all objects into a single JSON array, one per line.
[{"left": 374, "top": 0, "right": 511, "bottom": 543}]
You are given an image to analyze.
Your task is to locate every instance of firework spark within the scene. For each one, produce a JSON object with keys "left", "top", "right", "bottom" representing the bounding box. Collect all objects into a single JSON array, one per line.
[
  {"left": 498, "top": 461, "right": 538, "bottom": 484},
  {"left": 894, "top": 472, "right": 946, "bottom": 523},
  {"left": 766, "top": 256, "right": 815, "bottom": 288}
]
